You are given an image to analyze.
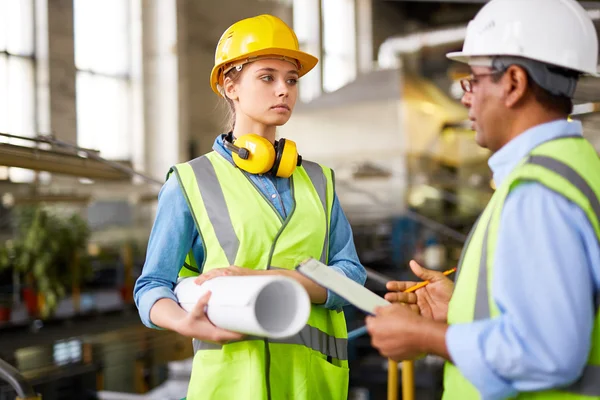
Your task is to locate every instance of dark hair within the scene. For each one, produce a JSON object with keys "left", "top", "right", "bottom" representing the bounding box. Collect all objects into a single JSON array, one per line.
[
  {"left": 222, "top": 67, "right": 243, "bottom": 132},
  {"left": 493, "top": 67, "right": 573, "bottom": 115},
  {"left": 528, "top": 80, "right": 573, "bottom": 115}
]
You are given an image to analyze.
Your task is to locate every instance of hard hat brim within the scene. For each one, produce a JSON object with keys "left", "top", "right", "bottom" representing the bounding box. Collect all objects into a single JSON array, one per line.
[
  {"left": 211, "top": 48, "right": 319, "bottom": 96},
  {"left": 446, "top": 51, "right": 600, "bottom": 77}
]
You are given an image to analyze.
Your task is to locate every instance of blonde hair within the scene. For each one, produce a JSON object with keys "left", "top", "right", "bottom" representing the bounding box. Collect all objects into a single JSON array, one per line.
[{"left": 221, "top": 67, "right": 243, "bottom": 132}]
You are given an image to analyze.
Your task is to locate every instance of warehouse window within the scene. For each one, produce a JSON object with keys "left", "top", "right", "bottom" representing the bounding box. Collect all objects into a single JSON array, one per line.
[
  {"left": 322, "top": 0, "right": 356, "bottom": 93},
  {"left": 293, "top": 0, "right": 322, "bottom": 102},
  {"left": 74, "top": 0, "right": 137, "bottom": 161},
  {"left": 293, "top": 0, "right": 358, "bottom": 99},
  {"left": 0, "top": 0, "right": 37, "bottom": 182}
]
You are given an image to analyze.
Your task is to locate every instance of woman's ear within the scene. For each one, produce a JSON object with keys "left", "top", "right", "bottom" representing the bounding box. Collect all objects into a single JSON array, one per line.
[{"left": 224, "top": 77, "right": 238, "bottom": 101}]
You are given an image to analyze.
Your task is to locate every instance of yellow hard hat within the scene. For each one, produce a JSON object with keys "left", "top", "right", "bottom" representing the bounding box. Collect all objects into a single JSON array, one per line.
[{"left": 210, "top": 14, "right": 318, "bottom": 96}]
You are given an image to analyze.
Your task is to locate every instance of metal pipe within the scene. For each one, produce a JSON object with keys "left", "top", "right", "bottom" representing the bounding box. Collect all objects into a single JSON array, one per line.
[
  {"left": 405, "top": 210, "right": 468, "bottom": 243},
  {"left": 0, "top": 357, "right": 39, "bottom": 399},
  {"left": 378, "top": 25, "right": 467, "bottom": 69},
  {"left": 365, "top": 267, "right": 392, "bottom": 287},
  {"left": 377, "top": 9, "right": 600, "bottom": 70},
  {"left": 383, "top": 0, "right": 600, "bottom": 7},
  {"left": 348, "top": 325, "right": 369, "bottom": 341}
]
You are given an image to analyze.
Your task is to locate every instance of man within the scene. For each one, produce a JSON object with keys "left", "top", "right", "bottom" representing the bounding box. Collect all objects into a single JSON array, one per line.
[{"left": 365, "top": 0, "right": 600, "bottom": 399}]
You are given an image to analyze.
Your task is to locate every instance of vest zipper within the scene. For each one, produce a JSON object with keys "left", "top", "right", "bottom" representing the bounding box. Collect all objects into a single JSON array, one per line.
[
  {"left": 239, "top": 172, "right": 298, "bottom": 399},
  {"left": 264, "top": 338, "right": 272, "bottom": 400},
  {"left": 262, "top": 179, "right": 297, "bottom": 400},
  {"left": 266, "top": 178, "right": 297, "bottom": 270}
]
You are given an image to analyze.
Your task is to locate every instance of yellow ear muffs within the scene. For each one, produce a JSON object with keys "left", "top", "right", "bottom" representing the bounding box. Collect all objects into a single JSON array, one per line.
[
  {"left": 228, "top": 134, "right": 276, "bottom": 175},
  {"left": 271, "top": 138, "right": 302, "bottom": 178},
  {"left": 224, "top": 133, "right": 302, "bottom": 177}
]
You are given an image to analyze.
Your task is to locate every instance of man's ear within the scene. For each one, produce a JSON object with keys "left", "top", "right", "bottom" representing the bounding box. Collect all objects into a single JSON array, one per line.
[
  {"left": 504, "top": 65, "right": 529, "bottom": 108},
  {"left": 224, "top": 77, "right": 238, "bottom": 101}
]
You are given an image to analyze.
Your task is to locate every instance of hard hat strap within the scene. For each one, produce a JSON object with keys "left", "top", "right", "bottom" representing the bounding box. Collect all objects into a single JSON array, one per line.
[{"left": 492, "top": 56, "right": 579, "bottom": 98}]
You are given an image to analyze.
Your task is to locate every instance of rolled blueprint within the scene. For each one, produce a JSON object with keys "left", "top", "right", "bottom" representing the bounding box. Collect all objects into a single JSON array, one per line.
[{"left": 174, "top": 275, "right": 311, "bottom": 339}]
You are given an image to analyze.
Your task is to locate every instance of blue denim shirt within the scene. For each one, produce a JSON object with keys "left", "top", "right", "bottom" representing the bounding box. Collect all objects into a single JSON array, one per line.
[
  {"left": 134, "top": 134, "right": 367, "bottom": 329},
  {"left": 446, "top": 120, "right": 600, "bottom": 399}
]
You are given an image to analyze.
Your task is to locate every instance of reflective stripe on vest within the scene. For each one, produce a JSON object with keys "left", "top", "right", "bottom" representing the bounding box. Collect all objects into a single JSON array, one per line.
[
  {"left": 528, "top": 155, "right": 600, "bottom": 228},
  {"left": 564, "top": 366, "right": 600, "bottom": 396},
  {"left": 193, "top": 324, "right": 349, "bottom": 360},
  {"left": 303, "top": 161, "right": 330, "bottom": 264},
  {"left": 472, "top": 154, "right": 600, "bottom": 396},
  {"left": 189, "top": 156, "right": 240, "bottom": 264}
]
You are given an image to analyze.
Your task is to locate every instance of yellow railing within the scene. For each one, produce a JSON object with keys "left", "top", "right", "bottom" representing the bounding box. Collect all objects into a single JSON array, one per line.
[{"left": 388, "top": 360, "right": 415, "bottom": 400}]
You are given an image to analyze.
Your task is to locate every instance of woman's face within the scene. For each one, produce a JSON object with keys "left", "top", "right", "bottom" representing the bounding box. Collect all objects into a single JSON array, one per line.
[{"left": 226, "top": 58, "right": 299, "bottom": 127}]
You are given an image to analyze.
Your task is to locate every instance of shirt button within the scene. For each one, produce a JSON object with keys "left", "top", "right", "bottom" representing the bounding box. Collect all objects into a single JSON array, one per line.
[{"left": 271, "top": 194, "right": 277, "bottom": 199}]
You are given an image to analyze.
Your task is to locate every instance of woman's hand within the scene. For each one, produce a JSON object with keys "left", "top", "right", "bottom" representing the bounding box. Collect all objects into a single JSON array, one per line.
[
  {"left": 175, "top": 291, "right": 245, "bottom": 344},
  {"left": 194, "top": 265, "right": 255, "bottom": 286},
  {"left": 195, "top": 265, "right": 328, "bottom": 305},
  {"left": 384, "top": 260, "right": 455, "bottom": 322}
]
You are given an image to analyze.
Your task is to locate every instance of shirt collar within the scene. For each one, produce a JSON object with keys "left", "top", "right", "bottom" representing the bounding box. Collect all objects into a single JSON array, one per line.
[
  {"left": 213, "top": 133, "right": 235, "bottom": 165},
  {"left": 488, "top": 119, "right": 583, "bottom": 186}
]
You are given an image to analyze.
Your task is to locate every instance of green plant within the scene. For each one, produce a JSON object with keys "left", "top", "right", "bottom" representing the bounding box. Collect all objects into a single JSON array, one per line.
[
  {"left": 0, "top": 206, "right": 92, "bottom": 318},
  {"left": 0, "top": 294, "right": 11, "bottom": 308}
]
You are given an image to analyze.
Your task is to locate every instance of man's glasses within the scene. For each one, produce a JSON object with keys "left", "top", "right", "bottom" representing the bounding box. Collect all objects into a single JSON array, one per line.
[{"left": 459, "top": 70, "right": 506, "bottom": 93}]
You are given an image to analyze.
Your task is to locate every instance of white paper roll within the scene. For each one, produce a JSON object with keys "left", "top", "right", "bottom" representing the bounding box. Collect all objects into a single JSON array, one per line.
[{"left": 174, "top": 275, "right": 311, "bottom": 339}]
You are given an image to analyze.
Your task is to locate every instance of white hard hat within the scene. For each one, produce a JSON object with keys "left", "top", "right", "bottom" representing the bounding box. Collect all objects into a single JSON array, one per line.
[{"left": 447, "top": 0, "right": 599, "bottom": 76}]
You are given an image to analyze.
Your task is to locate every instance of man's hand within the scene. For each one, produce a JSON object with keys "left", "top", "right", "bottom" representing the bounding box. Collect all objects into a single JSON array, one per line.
[
  {"left": 176, "top": 291, "right": 245, "bottom": 344},
  {"left": 366, "top": 304, "right": 426, "bottom": 361},
  {"left": 385, "top": 260, "right": 454, "bottom": 322},
  {"left": 366, "top": 303, "right": 450, "bottom": 362},
  {"left": 194, "top": 265, "right": 255, "bottom": 286}
]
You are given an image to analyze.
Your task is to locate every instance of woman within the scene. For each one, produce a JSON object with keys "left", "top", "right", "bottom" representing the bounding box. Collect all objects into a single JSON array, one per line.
[{"left": 134, "top": 14, "right": 366, "bottom": 400}]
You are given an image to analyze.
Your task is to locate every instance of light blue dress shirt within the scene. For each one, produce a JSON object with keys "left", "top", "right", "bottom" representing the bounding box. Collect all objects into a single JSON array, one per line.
[
  {"left": 134, "top": 134, "right": 367, "bottom": 329},
  {"left": 446, "top": 119, "right": 600, "bottom": 399}
]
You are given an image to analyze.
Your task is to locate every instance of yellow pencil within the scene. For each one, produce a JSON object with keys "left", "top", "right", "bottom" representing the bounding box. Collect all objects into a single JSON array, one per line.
[{"left": 403, "top": 267, "right": 457, "bottom": 293}]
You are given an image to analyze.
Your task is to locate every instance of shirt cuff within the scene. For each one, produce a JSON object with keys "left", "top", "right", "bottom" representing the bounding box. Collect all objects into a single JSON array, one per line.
[
  {"left": 323, "top": 266, "right": 349, "bottom": 310},
  {"left": 138, "top": 286, "right": 179, "bottom": 329},
  {"left": 446, "top": 321, "right": 517, "bottom": 400}
]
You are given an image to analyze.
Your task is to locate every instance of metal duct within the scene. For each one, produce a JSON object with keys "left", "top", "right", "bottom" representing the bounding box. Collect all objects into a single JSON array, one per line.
[{"left": 377, "top": 9, "right": 600, "bottom": 70}]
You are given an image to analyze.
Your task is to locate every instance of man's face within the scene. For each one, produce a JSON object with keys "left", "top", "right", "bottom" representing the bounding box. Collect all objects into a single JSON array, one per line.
[{"left": 461, "top": 66, "right": 507, "bottom": 152}]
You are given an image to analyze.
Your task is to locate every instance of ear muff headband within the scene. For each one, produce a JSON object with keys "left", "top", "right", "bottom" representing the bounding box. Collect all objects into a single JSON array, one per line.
[{"left": 271, "top": 139, "right": 285, "bottom": 176}]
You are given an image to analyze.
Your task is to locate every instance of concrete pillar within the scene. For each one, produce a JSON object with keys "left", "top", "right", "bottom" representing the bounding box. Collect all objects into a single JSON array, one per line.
[
  {"left": 37, "top": 0, "right": 77, "bottom": 143},
  {"left": 141, "top": 0, "right": 183, "bottom": 181},
  {"left": 356, "top": 0, "right": 373, "bottom": 75}
]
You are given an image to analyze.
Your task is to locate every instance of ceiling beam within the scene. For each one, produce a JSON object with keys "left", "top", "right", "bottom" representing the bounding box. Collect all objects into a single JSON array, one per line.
[{"left": 0, "top": 143, "right": 132, "bottom": 181}]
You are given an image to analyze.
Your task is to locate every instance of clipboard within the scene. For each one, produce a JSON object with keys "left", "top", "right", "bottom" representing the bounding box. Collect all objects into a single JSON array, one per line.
[{"left": 296, "top": 257, "right": 390, "bottom": 315}]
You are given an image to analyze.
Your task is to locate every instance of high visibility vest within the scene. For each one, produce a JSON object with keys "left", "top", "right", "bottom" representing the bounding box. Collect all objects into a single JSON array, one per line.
[
  {"left": 169, "top": 151, "right": 349, "bottom": 400},
  {"left": 443, "top": 136, "right": 600, "bottom": 399}
]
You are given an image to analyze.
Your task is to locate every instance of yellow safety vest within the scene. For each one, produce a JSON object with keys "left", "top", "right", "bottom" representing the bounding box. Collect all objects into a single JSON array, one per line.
[
  {"left": 170, "top": 151, "right": 349, "bottom": 400},
  {"left": 444, "top": 136, "right": 600, "bottom": 399}
]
